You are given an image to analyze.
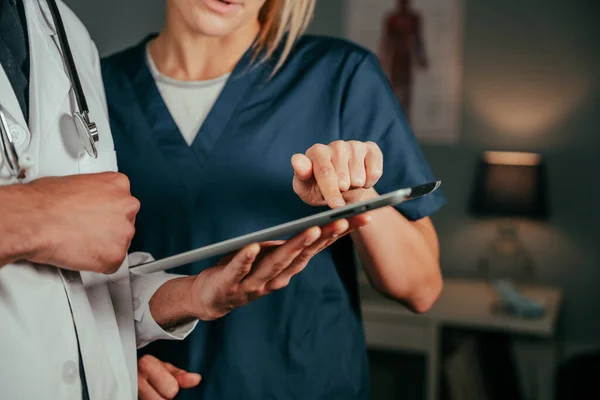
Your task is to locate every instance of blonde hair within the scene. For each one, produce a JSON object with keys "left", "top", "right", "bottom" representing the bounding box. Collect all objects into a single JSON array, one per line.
[{"left": 255, "top": 0, "right": 316, "bottom": 75}]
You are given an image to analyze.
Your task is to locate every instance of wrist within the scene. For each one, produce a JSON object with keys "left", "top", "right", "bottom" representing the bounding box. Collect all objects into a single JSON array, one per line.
[
  {"left": 187, "top": 272, "right": 225, "bottom": 322},
  {"left": 149, "top": 276, "right": 198, "bottom": 329}
]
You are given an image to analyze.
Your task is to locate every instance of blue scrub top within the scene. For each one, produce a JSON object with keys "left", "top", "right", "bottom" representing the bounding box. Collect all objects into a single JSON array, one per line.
[{"left": 101, "top": 35, "right": 446, "bottom": 400}]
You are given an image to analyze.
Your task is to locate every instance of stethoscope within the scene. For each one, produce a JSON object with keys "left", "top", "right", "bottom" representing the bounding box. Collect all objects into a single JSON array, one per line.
[{"left": 0, "top": 0, "right": 98, "bottom": 179}]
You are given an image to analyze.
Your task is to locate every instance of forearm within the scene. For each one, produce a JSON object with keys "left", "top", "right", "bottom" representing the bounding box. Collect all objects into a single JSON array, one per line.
[
  {"left": 350, "top": 191, "right": 442, "bottom": 313},
  {"left": 0, "top": 184, "right": 46, "bottom": 266},
  {"left": 148, "top": 275, "right": 198, "bottom": 329}
]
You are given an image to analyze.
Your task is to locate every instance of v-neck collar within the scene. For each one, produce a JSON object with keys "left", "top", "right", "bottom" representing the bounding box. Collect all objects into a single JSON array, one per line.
[{"left": 126, "top": 35, "right": 266, "bottom": 193}]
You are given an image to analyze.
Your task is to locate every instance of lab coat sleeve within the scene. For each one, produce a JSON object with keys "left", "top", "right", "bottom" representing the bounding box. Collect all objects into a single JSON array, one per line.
[{"left": 128, "top": 252, "right": 198, "bottom": 349}]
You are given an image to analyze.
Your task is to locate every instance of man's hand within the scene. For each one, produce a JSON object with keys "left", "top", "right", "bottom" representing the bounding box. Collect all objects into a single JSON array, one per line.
[
  {"left": 149, "top": 216, "right": 371, "bottom": 326},
  {"left": 292, "top": 140, "right": 384, "bottom": 209},
  {"left": 138, "top": 355, "right": 201, "bottom": 400},
  {"left": 25, "top": 172, "right": 139, "bottom": 274}
]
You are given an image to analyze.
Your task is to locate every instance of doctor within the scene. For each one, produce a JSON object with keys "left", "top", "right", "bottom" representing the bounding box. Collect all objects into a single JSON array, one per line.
[{"left": 0, "top": 1, "right": 364, "bottom": 399}]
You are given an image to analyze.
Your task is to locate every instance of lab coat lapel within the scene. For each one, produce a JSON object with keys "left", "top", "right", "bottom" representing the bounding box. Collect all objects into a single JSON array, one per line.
[
  {"left": 0, "top": 65, "right": 28, "bottom": 129},
  {"left": 26, "top": 0, "right": 71, "bottom": 139}
]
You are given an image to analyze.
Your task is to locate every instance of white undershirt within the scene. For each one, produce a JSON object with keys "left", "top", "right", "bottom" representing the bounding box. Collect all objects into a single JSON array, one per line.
[{"left": 145, "top": 45, "right": 230, "bottom": 146}]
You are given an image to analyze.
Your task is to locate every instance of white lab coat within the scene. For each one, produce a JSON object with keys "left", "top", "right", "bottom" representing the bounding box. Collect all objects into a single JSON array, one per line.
[{"left": 0, "top": 1, "right": 196, "bottom": 399}]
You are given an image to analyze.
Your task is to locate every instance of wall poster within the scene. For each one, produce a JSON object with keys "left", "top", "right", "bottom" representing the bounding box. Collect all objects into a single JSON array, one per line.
[{"left": 346, "top": 0, "right": 464, "bottom": 143}]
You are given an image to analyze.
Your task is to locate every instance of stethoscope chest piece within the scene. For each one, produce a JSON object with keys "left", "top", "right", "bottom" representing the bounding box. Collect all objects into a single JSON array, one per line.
[
  {"left": 9, "top": 124, "right": 30, "bottom": 150},
  {"left": 74, "top": 111, "right": 98, "bottom": 159}
]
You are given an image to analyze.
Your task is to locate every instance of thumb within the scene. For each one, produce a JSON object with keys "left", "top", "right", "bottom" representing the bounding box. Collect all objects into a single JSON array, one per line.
[
  {"left": 175, "top": 372, "right": 202, "bottom": 388},
  {"left": 164, "top": 362, "right": 202, "bottom": 389},
  {"left": 291, "top": 154, "right": 313, "bottom": 181}
]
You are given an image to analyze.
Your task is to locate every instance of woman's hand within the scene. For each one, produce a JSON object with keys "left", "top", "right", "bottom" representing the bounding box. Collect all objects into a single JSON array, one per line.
[
  {"left": 187, "top": 217, "right": 367, "bottom": 321},
  {"left": 137, "top": 355, "right": 201, "bottom": 399},
  {"left": 148, "top": 218, "right": 371, "bottom": 327},
  {"left": 291, "top": 140, "right": 384, "bottom": 208}
]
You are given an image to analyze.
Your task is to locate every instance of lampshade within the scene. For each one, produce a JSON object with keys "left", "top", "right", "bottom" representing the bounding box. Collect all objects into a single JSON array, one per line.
[{"left": 469, "top": 151, "right": 548, "bottom": 219}]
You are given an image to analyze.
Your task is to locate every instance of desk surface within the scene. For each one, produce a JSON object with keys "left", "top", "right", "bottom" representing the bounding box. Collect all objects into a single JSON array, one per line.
[{"left": 360, "top": 277, "right": 563, "bottom": 337}]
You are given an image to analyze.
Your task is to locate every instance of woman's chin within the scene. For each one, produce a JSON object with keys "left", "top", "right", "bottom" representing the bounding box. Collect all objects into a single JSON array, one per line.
[{"left": 187, "top": 16, "right": 237, "bottom": 38}]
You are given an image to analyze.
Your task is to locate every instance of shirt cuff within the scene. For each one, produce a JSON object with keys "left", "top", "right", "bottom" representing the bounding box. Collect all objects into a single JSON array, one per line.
[{"left": 128, "top": 252, "right": 198, "bottom": 349}]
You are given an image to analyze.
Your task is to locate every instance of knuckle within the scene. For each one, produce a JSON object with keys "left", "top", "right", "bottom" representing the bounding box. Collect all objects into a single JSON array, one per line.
[
  {"left": 113, "top": 172, "right": 131, "bottom": 190},
  {"left": 267, "top": 278, "right": 291, "bottom": 291},
  {"left": 245, "top": 287, "right": 263, "bottom": 301},
  {"left": 105, "top": 262, "right": 121, "bottom": 275},
  {"left": 366, "top": 140, "right": 379, "bottom": 150},
  {"left": 104, "top": 251, "right": 125, "bottom": 274},
  {"left": 316, "top": 163, "right": 333, "bottom": 177},
  {"left": 234, "top": 263, "right": 252, "bottom": 280},
  {"left": 124, "top": 225, "right": 136, "bottom": 242},
  {"left": 369, "top": 169, "right": 383, "bottom": 181},
  {"left": 351, "top": 175, "right": 366, "bottom": 186},
  {"left": 348, "top": 140, "right": 362, "bottom": 149},
  {"left": 272, "top": 261, "right": 286, "bottom": 272},
  {"left": 129, "top": 196, "right": 141, "bottom": 214},
  {"left": 330, "top": 140, "right": 346, "bottom": 151},
  {"left": 295, "top": 252, "right": 312, "bottom": 266},
  {"left": 225, "top": 284, "right": 239, "bottom": 297},
  {"left": 339, "top": 178, "right": 350, "bottom": 191},
  {"left": 308, "top": 143, "right": 328, "bottom": 155},
  {"left": 138, "top": 355, "right": 155, "bottom": 371}
]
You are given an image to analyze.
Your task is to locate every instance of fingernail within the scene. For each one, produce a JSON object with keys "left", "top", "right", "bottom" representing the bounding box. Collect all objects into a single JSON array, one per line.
[{"left": 333, "top": 198, "right": 346, "bottom": 207}]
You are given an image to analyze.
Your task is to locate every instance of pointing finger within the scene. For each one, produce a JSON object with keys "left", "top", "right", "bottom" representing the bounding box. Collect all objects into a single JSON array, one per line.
[
  {"left": 309, "top": 150, "right": 346, "bottom": 208},
  {"left": 330, "top": 141, "right": 351, "bottom": 192}
]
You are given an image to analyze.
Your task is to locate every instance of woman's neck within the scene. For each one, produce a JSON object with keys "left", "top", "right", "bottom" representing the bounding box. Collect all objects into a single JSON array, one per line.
[{"left": 149, "top": 13, "right": 260, "bottom": 81}]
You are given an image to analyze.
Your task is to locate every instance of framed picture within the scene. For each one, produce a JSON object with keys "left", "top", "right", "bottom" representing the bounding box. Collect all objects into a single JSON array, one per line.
[{"left": 346, "top": 0, "right": 464, "bottom": 144}]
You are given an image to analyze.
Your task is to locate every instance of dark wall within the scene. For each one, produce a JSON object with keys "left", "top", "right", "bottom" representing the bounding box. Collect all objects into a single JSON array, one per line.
[
  {"left": 65, "top": 0, "right": 600, "bottom": 354},
  {"left": 423, "top": 0, "right": 600, "bottom": 354}
]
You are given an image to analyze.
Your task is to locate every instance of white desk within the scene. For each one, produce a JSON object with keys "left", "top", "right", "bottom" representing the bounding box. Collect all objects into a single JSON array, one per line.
[{"left": 359, "top": 277, "right": 563, "bottom": 400}]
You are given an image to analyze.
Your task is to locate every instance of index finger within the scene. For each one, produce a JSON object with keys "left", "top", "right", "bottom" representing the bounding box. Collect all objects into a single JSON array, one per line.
[{"left": 309, "top": 151, "right": 346, "bottom": 208}]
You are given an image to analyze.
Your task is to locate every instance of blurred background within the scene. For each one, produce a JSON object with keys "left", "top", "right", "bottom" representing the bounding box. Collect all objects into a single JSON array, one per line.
[{"left": 64, "top": 0, "right": 600, "bottom": 398}]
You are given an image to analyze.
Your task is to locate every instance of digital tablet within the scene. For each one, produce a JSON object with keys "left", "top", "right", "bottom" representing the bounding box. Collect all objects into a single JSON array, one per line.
[{"left": 130, "top": 180, "right": 441, "bottom": 275}]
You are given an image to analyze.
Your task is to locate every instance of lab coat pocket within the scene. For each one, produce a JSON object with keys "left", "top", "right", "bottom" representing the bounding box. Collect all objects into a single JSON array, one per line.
[{"left": 78, "top": 150, "right": 118, "bottom": 174}]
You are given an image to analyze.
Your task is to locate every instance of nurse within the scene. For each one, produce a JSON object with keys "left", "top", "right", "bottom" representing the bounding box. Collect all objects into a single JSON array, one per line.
[{"left": 101, "top": 0, "right": 446, "bottom": 399}]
